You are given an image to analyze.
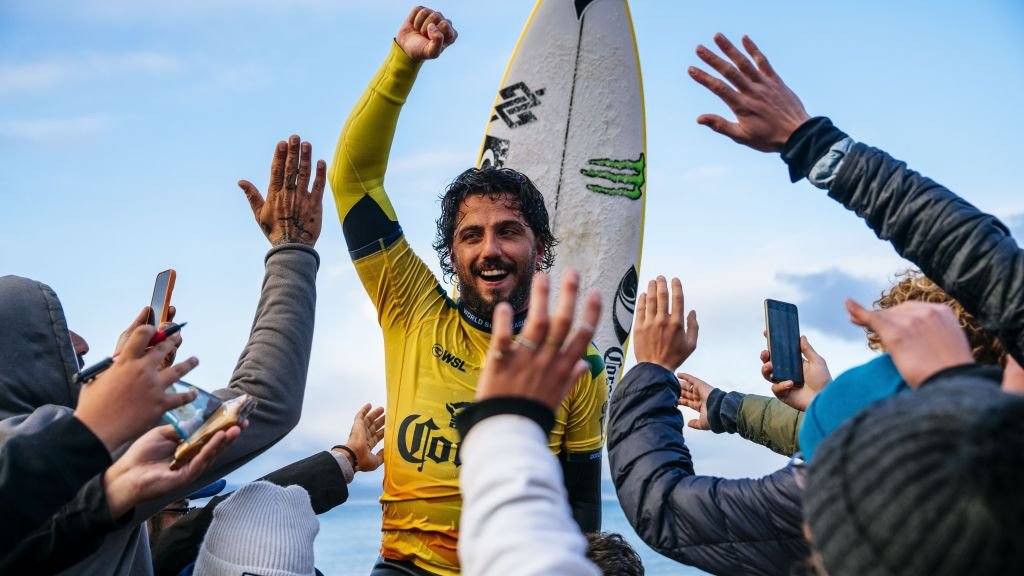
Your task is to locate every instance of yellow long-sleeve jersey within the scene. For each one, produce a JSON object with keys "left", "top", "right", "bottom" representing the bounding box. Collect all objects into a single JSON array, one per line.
[{"left": 328, "top": 43, "right": 608, "bottom": 575}]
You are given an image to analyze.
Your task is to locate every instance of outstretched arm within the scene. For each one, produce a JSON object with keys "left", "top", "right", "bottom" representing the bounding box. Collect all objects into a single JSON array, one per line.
[
  {"left": 327, "top": 6, "right": 457, "bottom": 255},
  {"left": 690, "top": 34, "right": 1024, "bottom": 364},
  {"left": 128, "top": 136, "right": 324, "bottom": 521},
  {"left": 610, "top": 274, "right": 807, "bottom": 575}
]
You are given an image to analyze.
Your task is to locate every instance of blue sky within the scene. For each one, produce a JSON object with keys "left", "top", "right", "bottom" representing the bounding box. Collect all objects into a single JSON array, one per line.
[{"left": 3, "top": 0, "right": 1023, "bottom": 491}]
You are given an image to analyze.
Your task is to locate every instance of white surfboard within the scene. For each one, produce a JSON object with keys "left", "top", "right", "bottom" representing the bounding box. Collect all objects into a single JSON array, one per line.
[{"left": 478, "top": 0, "right": 646, "bottom": 391}]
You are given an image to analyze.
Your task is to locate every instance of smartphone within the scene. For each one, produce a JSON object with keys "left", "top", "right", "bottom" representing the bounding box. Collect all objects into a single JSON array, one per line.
[
  {"left": 171, "top": 394, "right": 255, "bottom": 470},
  {"left": 149, "top": 269, "right": 176, "bottom": 327},
  {"left": 764, "top": 299, "right": 804, "bottom": 386},
  {"left": 163, "top": 381, "right": 224, "bottom": 441}
]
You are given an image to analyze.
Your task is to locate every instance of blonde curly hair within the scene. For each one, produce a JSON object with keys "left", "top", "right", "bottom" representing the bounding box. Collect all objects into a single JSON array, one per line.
[{"left": 867, "top": 270, "right": 1005, "bottom": 365}]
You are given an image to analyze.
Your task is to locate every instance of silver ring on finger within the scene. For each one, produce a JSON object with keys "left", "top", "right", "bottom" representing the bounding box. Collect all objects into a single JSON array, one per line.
[{"left": 515, "top": 337, "right": 539, "bottom": 351}]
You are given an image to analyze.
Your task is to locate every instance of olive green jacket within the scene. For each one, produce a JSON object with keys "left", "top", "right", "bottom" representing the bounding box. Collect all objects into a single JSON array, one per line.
[{"left": 705, "top": 389, "right": 802, "bottom": 457}]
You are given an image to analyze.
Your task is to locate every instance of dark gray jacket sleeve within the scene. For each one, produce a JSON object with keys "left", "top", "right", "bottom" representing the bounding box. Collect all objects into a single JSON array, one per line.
[
  {"left": 830, "top": 143, "right": 1024, "bottom": 364},
  {"left": 132, "top": 243, "right": 320, "bottom": 520},
  {"left": 608, "top": 363, "right": 808, "bottom": 576},
  {"left": 0, "top": 415, "right": 111, "bottom": 554},
  {"left": 784, "top": 119, "right": 1024, "bottom": 364},
  {"left": 0, "top": 474, "right": 130, "bottom": 575}
]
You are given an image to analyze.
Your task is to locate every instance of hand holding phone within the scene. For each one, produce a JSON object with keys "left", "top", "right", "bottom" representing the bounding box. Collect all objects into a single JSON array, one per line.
[{"left": 764, "top": 299, "right": 804, "bottom": 386}]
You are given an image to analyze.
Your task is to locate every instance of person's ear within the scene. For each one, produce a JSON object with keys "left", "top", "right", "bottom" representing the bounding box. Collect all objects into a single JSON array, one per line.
[{"left": 534, "top": 238, "right": 545, "bottom": 270}]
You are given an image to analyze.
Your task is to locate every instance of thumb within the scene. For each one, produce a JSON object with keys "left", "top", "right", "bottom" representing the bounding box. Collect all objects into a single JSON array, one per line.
[
  {"left": 130, "top": 306, "right": 150, "bottom": 330},
  {"left": 845, "top": 298, "right": 875, "bottom": 328},
  {"left": 238, "top": 180, "right": 264, "bottom": 220},
  {"left": 800, "top": 336, "right": 821, "bottom": 361},
  {"left": 696, "top": 114, "right": 744, "bottom": 142},
  {"left": 122, "top": 325, "right": 158, "bottom": 359},
  {"left": 687, "top": 419, "right": 700, "bottom": 429}
]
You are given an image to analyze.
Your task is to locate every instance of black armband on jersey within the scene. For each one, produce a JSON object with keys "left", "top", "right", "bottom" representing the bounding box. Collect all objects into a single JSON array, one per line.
[
  {"left": 455, "top": 397, "right": 555, "bottom": 440},
  {"left": 344, "top": 194, "right": 403, "bottom": 259}
]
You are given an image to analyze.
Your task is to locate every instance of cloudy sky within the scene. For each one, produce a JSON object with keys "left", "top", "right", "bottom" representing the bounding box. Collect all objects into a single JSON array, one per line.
[{"left": 3, "top": 0, "right": 1023, "bottom": 489}]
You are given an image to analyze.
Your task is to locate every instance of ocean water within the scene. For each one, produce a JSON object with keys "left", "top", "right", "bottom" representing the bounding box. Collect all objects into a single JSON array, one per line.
[{"left": 311, "top": 482, "right": 708, "bottom": 575}]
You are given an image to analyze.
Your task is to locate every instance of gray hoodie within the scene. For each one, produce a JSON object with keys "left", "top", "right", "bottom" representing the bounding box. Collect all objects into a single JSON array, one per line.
[{"left": 0, "top": 243, "right": 319, "bottom": 575}]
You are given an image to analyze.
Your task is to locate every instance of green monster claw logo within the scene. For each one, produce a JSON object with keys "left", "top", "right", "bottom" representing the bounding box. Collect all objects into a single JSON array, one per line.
[{"left": 580, "top": 153, "right": 645, "bottom": 200}]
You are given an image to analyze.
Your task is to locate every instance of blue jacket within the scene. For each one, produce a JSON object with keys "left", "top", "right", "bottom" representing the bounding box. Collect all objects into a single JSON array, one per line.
[{"left": 608, "top": 363, "right": 808, "bottom": 576}]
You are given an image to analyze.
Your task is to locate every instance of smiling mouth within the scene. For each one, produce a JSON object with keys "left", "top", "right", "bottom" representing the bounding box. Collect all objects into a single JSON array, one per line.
[{"left": 479, "top": 269, "right": 511, "bottom": 283}]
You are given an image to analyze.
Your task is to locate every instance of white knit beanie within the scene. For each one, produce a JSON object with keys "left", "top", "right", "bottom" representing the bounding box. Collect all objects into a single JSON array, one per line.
[{"left": 194, "top": 481, "right": 319, "bottom": 576}]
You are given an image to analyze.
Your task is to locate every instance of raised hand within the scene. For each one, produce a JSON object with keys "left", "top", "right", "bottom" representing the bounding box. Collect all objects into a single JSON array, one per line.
[
  {"left": 846, "top": 299, "right": 973, "bottom": 388},
  {"left": 677, "top": 373, "right": 713, "bottom": 430},
  {"left": 239, "top": 135, "right": 325, "bottom": 247},
  {"left": 477, "top": 270, "right": 602, "bottom": 411},
  {"left": 75, "top": 324, "right": 199, "bottom": 453},
  {"left": 341, "top": 403, "right": 386, "bottom": 473},
  {"left": 103, "top": 424, "right": 241, "bottom": 519},
  {"left": 632, "top": 276, "right": 699, "bottom": 372},
  {"left": 689, "top": 34, "right": 810, "bottom": 153},
  {"left": 761, "top": 335, "right": 831, "bottom": 411},
  {"left": 396, "top": 6, "right": 458, "bottom": 61}
]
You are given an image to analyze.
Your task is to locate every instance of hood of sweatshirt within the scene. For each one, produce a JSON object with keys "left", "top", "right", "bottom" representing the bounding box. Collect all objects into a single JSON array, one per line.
[{"left": 0, "top": 275, "right": 81, "bottom": 421}]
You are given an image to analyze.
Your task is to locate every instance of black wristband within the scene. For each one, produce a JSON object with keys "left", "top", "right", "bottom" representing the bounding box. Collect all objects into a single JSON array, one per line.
[
  {"left": 781, "top": 116, "right": 848, "bottom": 183},
  {"left": 332, "top": 445, "right": 358, "bottom": 470},
  {"left": 455, "top": 397, "right": 556, "bottom": 440}
]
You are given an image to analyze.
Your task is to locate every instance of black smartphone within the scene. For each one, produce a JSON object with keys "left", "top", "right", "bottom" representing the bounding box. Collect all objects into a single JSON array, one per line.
[
  {"left": 764, "top": 299, "right": 804, "bottom": 386},
  {"left": 149, "top": 270, "right": 176, "bottom": 327}
]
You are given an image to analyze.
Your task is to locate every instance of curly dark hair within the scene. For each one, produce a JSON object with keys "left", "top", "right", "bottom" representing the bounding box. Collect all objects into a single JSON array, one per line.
[
  {"left": 432, "top": 166, "right": 557, "bottom": 282},
  {"left": 585, "top": 532, "right": 644, "bottom": 576},
  {"left": 868, "top": 269, "right": 1006, "bottom": 365}
]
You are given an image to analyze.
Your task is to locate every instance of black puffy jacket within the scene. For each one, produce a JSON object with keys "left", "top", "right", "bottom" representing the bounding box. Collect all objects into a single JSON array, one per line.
[
  {"left": 608, "top": 363, "right": 808, "bottom": 576},
  {"left": 786, "top": 118, "right": 1024, "bottom": 365}
]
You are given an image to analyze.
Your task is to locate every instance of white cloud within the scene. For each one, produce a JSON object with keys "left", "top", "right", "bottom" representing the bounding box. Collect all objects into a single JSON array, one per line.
[
  {"left": 0, "top": 52, "right": 183, "bottom": 95},
  {"left": 0, "top": 114, "right": 113, "bottom": 144}
]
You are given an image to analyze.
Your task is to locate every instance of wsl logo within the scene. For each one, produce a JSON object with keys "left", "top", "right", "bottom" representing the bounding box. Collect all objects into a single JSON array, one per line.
[
  {"left": 432, "top": 343, "right": 467, "bottom": 372},
  {"left": 580, "top": 154, "right": 645, "bottom": 200}
]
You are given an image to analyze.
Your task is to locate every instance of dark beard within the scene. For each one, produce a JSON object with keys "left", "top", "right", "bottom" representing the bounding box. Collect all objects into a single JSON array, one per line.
[{"left": 457, "top": 259, "right": 534, "bottom": 320}]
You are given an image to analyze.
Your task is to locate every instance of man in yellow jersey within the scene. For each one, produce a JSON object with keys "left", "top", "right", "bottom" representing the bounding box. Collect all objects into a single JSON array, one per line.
[{"left": 327, "top": 6, "right": 609, "bottom": 576}]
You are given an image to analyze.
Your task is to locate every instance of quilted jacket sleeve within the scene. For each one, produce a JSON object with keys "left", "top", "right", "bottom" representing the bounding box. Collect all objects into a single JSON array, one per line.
[{"left": 608, "top": 363, "right": 808, "bottom": 576}]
